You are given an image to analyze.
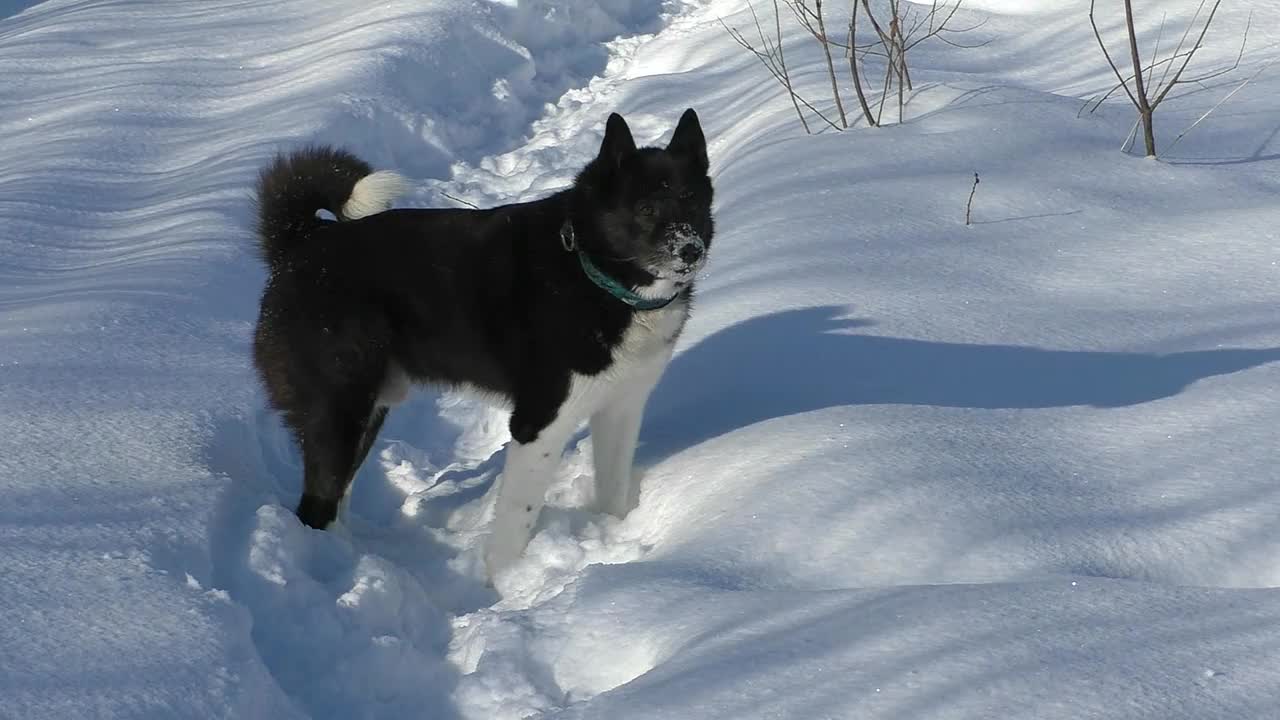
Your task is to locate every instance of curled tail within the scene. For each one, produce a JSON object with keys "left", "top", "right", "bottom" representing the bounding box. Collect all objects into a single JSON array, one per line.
[{"left": 254, "top": 145, "right": 409, "bottom": 263}]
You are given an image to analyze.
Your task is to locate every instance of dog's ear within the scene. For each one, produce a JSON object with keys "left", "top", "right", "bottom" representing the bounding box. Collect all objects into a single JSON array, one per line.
[
  {"left": 667, "top": 108, "right": 708, "bottom": 172},
  {"left": 599, "top": 113, "right": 637, "bottom": 167}
]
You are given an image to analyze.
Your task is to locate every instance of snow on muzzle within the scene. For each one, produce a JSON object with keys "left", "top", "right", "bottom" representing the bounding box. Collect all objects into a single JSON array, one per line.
[{"left": 658, "top": 222, "right": 706, "bottom": 278}]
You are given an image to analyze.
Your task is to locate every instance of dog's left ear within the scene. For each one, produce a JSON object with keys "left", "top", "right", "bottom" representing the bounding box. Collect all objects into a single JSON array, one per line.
[
  {"left": 667, "top": 108, "right": 708, "bottom": 172},
  {"left": 599, "top": 113, "right": 637, "bottom": 167}
]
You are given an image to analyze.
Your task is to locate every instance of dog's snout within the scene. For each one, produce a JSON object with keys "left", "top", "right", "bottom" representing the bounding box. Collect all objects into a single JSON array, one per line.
[{"left": 679, "top": 242, "right": 703, "bottom": 264}]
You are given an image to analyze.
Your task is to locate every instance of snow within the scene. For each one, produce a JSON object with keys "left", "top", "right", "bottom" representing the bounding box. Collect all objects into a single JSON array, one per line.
[{"left": 3, "top": 0, "right": 1280, "bottom": 718}]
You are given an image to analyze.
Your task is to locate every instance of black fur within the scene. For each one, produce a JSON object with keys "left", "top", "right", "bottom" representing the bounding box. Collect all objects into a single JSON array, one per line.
[{"left": 251, "top": 110, "right": 714, "bottom": 530}]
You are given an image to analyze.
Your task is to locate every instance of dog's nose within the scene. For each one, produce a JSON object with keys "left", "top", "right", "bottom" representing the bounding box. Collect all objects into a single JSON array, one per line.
[{"left": 679, "top": 242, "right": 703, "bottom": 264}]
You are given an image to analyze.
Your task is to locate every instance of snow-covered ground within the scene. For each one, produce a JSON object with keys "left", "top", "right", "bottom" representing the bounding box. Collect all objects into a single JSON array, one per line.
[{"left": 3, "top": 0, "right": 1280, "bottom": 717}]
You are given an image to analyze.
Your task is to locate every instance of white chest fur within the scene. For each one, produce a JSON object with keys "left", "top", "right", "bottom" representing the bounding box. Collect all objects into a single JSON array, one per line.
[{"left": 571, "top": 297, "right": 688, "bottom": 413}]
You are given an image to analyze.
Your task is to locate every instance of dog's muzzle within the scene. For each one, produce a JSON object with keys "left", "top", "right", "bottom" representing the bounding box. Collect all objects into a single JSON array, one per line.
[{"left": 663, "top": 223, "right": 707, "bottom": 275}]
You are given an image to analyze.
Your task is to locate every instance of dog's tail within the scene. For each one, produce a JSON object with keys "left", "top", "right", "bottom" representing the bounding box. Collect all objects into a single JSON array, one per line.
[{"left": 254, "top": 145, "right": 409, "bottom": 264}]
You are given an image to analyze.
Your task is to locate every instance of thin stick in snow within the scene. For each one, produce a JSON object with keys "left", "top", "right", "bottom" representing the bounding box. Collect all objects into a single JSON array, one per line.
[
  {"left": 441, "top": 191, "right": 480, "bottom": 209},
  {"left": 965, "top": 172, "right": 980, "bottom": 226}
]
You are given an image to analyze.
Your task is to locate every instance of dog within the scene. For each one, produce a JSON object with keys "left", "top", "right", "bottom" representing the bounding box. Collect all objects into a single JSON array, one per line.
[{"left": 251, "top": 109, "right": 714, "bottom": 579}]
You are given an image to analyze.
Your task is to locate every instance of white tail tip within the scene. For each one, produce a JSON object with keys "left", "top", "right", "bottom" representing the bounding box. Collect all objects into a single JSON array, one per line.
[{"left": 342, "top": 170, "right": 410, "bottom": 220}]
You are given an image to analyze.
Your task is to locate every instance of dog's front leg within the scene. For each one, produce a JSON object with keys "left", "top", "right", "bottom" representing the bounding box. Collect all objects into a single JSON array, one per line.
[
  {"left": 591, "top": 357, "right": 669, "bottom": 518},
  {"left": 590, "top": 393, "right": 648, "bottom": 519},
  {"left": 485, "top": 374, "right": 576, "bottom": 581}
]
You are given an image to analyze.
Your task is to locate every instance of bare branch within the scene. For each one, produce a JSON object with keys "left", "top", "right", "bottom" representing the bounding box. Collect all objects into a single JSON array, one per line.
[
  {"left": 720, "top": 2, "right": 815, "bottom": 134},
  {"left": 1150, "top": 0, "right": 1223, "bottom": 109},
  {"left": 937, "top": 13, "right": 989, "bottom": 35},
  {"left": 1164, "top": 56, "right": 1273, "bottom": 155},
  {"left": 934, "top": 33, "right": 992, "bottom": 50},
  {"left": 876, "top": 45, "right": 894, "bottom": 126},
  {"left": 860, "top": 0, "right": 893, "bottom": 47},
  {"left": 787, "top": 0, "right": 849, "bottom": 128},
  {"left": 1155, "top": 0, "right": 1209, "bottom": 92},
  {"left": 1147, "top": 13, "right": 1168, "bottom": 91},
  {"left": 846, "top": 3, "right": 878, "bottom": 126},
  {"left": 440, "top": 191, "right": 480, "bottom": 210},
  {"left": 1176, "top": 10, "right": 1249, "bottom": 85},
  {"left": 1121, "top": 116, "right": 1141, "bottom": 152},
  {"left": 1122, "top": 0, "right": 1154, "bottom": 113},
  {"left": 1088, "top": 0, "right": 1142, "bottom": 109},
  {"left": 848, "top": 0, "right": 984, "bottom": 123},
  {"left": 965, "top": 172, "right": 980, "bottom": 226},
  {"left": 1087, "top": 50, "right": 1195, "bottom": 114}
]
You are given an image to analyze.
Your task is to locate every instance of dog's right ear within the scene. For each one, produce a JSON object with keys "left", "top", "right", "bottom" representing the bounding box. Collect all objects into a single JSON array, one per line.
[
  {"left": 598, "top": 113, "right": 637, "bottom": 167},
  {"left": 667, "top": 108, "right": 708, "bottom": 173}
]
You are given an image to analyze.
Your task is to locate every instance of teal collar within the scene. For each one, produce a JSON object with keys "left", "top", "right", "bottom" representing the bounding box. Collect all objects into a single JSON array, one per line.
[{"left": 560, "top": 220, "right": 680, "bottom": 311}]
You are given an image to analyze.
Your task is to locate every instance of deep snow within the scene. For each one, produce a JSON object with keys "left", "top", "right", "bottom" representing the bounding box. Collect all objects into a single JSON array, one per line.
[{"left": 3, "top": 0, "right": 1280, "bottom": 718}]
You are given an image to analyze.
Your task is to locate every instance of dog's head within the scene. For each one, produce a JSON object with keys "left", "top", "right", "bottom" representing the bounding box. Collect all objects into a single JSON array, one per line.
[{"left": 574, "top": 109, "right": 714, "bottom": 298}]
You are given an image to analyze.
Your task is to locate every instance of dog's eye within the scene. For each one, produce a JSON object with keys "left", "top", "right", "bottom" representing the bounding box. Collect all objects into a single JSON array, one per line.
[
  {"left": 640, "top": 204, "right": 655, "bottom": 216},
  {"left": 660, "top": 180, "right": 670, "bottom": 190}
]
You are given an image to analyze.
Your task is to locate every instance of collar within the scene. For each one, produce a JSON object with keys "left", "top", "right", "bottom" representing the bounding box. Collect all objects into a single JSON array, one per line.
[{"left": 560, "top": 220, "right": 680, "bottom": 311}]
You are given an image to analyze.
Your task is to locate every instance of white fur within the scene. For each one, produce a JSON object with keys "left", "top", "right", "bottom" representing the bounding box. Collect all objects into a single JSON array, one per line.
[
  {"left": 636, "top": 275, "right": 686, "bottom": 302},
  {"left": 484, "top": 298, "right": 687, "bottom": 579},
  {"left": 342, "top": 170, "right": 410, "bottom": 220}
]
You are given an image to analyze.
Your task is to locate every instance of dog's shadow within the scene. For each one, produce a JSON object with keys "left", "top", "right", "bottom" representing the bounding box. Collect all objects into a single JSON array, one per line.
[{"left": 640, "top": 305, "right": 1280, "bottom": 461}]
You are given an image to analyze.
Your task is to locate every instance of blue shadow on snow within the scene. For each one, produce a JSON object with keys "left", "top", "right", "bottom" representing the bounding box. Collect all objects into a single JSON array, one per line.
[{"left": 641, "top": 305, "right": 1280, "bottom": 460}]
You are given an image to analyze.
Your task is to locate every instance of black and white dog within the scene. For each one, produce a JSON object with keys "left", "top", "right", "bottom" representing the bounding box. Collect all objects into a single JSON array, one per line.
[{"left": 251, "top": 110, "right": 713, "bottom": 579}]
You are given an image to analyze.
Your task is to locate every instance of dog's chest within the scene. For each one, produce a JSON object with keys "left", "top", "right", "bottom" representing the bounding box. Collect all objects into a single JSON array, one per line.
[
  {"left": 570, "top": 300, "right": 687, "bottom": 412},
  {"left": 611, "top": 301, "right": 687, "bottom": 366}
]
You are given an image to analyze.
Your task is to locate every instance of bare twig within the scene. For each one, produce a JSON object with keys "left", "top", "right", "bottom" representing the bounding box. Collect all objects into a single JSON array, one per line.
[
  {"left": 890, "top": 0, "right": 912, "bottom": 92},
  {"left": 1088, "top": 0, "right": 1141, "bottom": 109},
  {"left": 1150, "top": 0, "right": 1223, "bottom": 109},
  {"left": 1154, "top": 0, "right": 1208, "bottom": 92},
  {"left": 1164, "top": 57, "right": 1273, "bottom": 155},
  {"left": 892, "top": 5, "right": 906, "bottom": 121},
  {"left": 965, "top": 172, "right": 980, "bottom": 226},
  {"left": 1147, "top": 13, "right": 1168, "bottom": 91},
  {"left": 440, "top": 191, "right": 480, "bottom": 209},
  {"left": 1171, "top": 11, "right": 1249, "bottom": 88},
  {"left": 1086, "top": 50, "right": 1195, "bottom": 114},
  {"left": 721, "top": 2, "right": 811, "bottom": 133},
  {"left": 876, "top": 46, "right": 894, "bottom": 126},
  {"left": 733, "top": 0, "right": 987, "bottom": 132},
  {"left": 787, "top": 0, "right": 849, "bottom": 128},
  {"left": 850, "top": 0, "right": 982, "bottom": 125},
  {"left": 1121, "top": 116, "right": 1141, "bottom": 152},
  {"left": 847, "top": 6, "right": 878, "bottom": 126}
]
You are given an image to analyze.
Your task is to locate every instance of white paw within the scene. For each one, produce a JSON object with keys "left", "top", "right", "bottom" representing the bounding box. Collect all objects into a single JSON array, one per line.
[
  {"left": 593, "top": 481, "right": 639, "bottom": 519},
  {"left": 484, "top": 527, "right": 531, "bottom": 582}
]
